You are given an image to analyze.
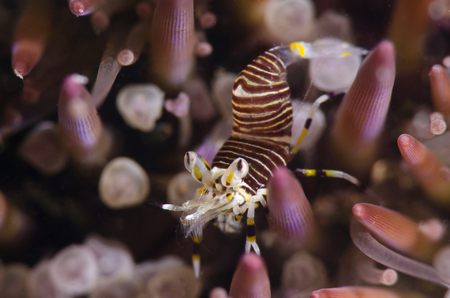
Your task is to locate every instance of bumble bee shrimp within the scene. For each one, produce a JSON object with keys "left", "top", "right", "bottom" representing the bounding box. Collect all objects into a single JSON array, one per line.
[{"left": 163, "top": 40, "right": 368, "bottom": 278}]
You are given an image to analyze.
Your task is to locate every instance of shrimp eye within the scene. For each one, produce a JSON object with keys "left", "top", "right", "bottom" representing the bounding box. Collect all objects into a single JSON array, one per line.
[
  {"left": 221, "top": 158, "right": 249, "bottom": 187},
  {"left": 184, "top": 151, "right": 197, "bottom": 172},
  {"left": 185, "top": 151, "right": 212, "bottom": 183}
]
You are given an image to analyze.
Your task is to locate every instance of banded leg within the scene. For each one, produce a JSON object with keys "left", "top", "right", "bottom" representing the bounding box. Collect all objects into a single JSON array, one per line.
[
  {"left": 290, "top": 89, "right": 350, "bottom": 155},
  {"left": 291, "top": 94, "right": 330, "bottom": 155},
  {"left": 294, "top": 168, "right": 382, "bottom": 202},
  {"left": 245, "top": 196, "right": 260, "bottom": 255},
  {"left": 295, "top": 169, "right": 363, "bottom": 187},
  {"left": 192, "top": 236, "right": 201, "bottom": 279}
]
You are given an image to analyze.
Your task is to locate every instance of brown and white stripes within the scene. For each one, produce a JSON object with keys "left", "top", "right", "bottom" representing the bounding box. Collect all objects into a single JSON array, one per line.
[{"left": 212, "top": 49, "right": 293, "bottom": 199}]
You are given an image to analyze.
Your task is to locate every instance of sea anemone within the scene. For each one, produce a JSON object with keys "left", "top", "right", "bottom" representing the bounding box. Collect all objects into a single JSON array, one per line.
[{"left": 0, "top": 0, "right": 449, "bottom": 297}]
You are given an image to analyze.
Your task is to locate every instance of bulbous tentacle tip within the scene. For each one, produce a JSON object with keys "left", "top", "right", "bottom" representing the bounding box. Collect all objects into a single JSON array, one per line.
[
  {"left": 229, "top": 253, "right": 270, "bottom": 298},
  {"left": 357, "top": 39, "right": 396, "bottom": 91},
  {"left": 371, "top": 40, "right": 395, "bottom": 63},
  {"left": 12, "top": 62, "right": 27, "bottom": 79},
  {"left": 69, "top": 2, "right": 86, "bottom": 16},
  {"left": 136, "top": 2, "right": 153, "bottom": 19},
  {"left": 351, "top": 203, "right": 366, "bottom": 220},
  {"left": 397, "top": 133, "right": 428, "bottom": 165},
  {"left": 91, "top": 11, "right": 110, "bottom": 33},
  {"left": 60, "top": 74, "right": 89, "bottom": 100},
  {"left": 429, "top": 64, "right": 445, "bottom": 76},
  {"left": 11, "top": 47, "right": 39, "bottom": 79},
  {"left": 196, "top": 42, "right": 213, "bottom": 57},
  {"left": 209, "top": 287, "right": 228, "bottom": 298},
  {"left": 397, "top": 133, "right": 413, "bottom": 148},
  {"left": 382, "top": 269, "right": 398, "bottom": 285},
  {"left": 239, "top": 253, "right": 265, "bottom": 273},
  {"left": 117, "top": 49, "right": 134, "bottom": 66},
  {"left": 200, "top": 12, "right": 217, "bottom": 29},
  {"left": 361, "top": 40, "right": 396, "bottom": 88}
]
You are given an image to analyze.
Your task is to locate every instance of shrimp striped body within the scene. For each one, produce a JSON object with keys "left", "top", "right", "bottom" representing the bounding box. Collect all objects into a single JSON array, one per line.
[{"left": 212, "top": 49, "right": 293, "bottom": 201}]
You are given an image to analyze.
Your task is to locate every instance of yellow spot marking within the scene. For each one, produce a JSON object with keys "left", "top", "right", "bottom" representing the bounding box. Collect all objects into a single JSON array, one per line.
[
  {"left": 291, "top": 128, "right": 309, "bottom": 154},
  {"left": 340, "top": 52, "right": 352, "bottom": 56},
  {"left": 226, "top": 193, "right": 233, "bottom": 200},
  {"left": 197, "top": 188, "right": 204, "bottom": 194},
  {"left": 247, "top": 236, "right": 256, "bottom": 242},
  {"left": 290, "top": 43, "right": 305, "bottom": 57},
  {"left": 194, "top": 167, "right": 202, "bottom": 180},
  {"left": 226, "top": 172, "right": 233, "bottom": 185},
  {"left": 247, "top": 218, "right": 255, "bottom": 226},
  {"left": 192, "top": 254, "right": 200, "bottom": 261},
  {"left": 193, "top": 236, "right": 201, "bottom": 243},
  {"left": 305, "top": 169, "right": 316, "bottom": 176},
  {"left": 201, "top": 158, "right": 210, "bottom": 170}
]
